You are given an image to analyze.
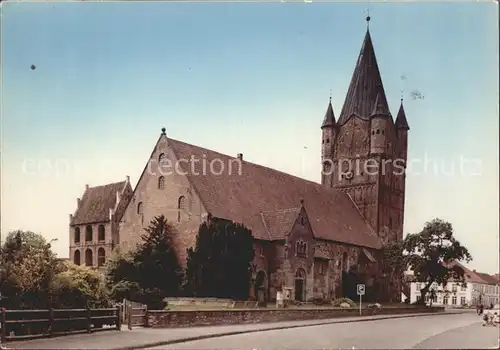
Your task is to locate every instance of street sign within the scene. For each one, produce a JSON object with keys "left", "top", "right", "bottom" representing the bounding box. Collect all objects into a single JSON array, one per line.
[{"left": 357, "top": 284, "right": 365, "bottom": 296}]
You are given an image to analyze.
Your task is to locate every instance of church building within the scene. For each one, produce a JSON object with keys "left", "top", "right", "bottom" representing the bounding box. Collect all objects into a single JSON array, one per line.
[{"left": 69, "top": 19, "right": 410, "bottom": 302}]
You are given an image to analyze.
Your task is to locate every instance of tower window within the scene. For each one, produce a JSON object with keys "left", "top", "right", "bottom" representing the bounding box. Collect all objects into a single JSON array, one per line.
[
  {"left": 137, "top": 202, "right": 144, "bottom": 215},
  {"left": 389, "top": 218, "right": 393, "bottom": 228},
  {"left": 382, "top": 130, "right": 385, "bottom": 135},
  {"left": 372, "top": 130, "right": 375, "bottom": 135},
  {"left": 158, "top": 176, "right": 165, "bottom": 189},
  {"left": 323, "top": 161, "right": 331, "bottom": 174},
  {"left": 376, "top": 129, "right": 380, "bottom": 134},
  {"left": 326, "top": 138, "right": 330, "bottom": 143}
]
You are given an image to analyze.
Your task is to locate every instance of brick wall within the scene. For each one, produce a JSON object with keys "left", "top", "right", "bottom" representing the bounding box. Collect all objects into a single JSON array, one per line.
[
  {"left": 118, "top": 135, "right": 208, "bottom": 265},
  {"left": 146, "top": 306, "right": 444, "bottom": 328}
]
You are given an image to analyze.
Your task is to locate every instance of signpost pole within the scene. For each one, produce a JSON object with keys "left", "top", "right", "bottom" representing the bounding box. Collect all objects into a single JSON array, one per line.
[
  {"left": 357, "top": 284, "right": 365, "bottom": 317},
  {"left": 359, "top": 294, "right": 362, "bottom": 316}
]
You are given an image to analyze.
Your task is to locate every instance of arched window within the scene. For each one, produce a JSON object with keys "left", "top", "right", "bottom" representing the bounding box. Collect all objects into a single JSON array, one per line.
[
  {"left": 158, "top": 153, "right": 166, "bottom": 163},
  {"left": 295, "top": 268, "right": 306, "bottom": 279},
  {"left": 137, "top": 202, "right": 144, "bottom": 215},
  {"left": 177, "top": 196, "right": 186, "bottom": 222},
  {"left": 376, "top": 129, "right": 380, "bottom": 134},
  {"left": 97, "top": 248, "right": 106, "bottom": 267},
  {"left": 74, "top": 227, "right": 80, "bottom": 244},
  {"left": 85, "top": 248, "right": 93, "bottom": 267},
  {"left": 158, "top": 176, "right": 165, "bottom": 189},
  {"left": 98, "top": 224, "right": 105, "bottom": 241},
  {"left": 85, "top": 225, "right": 93, "bottom": 242},
  {"left": 74, "top": 250, "right": 81, "bottom": 265},
  {"left": 295, "top": 240, "right": 307, "bottom": 257}
]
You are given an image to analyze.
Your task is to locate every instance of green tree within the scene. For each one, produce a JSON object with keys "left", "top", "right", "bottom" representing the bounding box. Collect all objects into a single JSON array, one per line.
[
  {"left": 50, "top": 261, "right": 110, "bottom": 308},
  {"left": 106, "top": 215, "right": 183, "bottom": 308},
  {"left": 384, "top": 218, "right": 472, "bottom": 305},
  {"left": 0, "top": 230, "right": 61, "bottom": 309},
  {"left": 184, "top": 219, "right": 254, "bottom": 300}
]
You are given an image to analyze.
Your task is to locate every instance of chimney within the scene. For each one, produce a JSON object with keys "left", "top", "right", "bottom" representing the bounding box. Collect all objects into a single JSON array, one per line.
[
  {"left": 237, "top": 153, "right": 243, "bottom": 161},
  {"left": 85, "top": 184, "right": 89, "bottom": 191},
  {"left": 126, "top": 175, "right": 130, "bottom": 183},
  {"left": 77, "top": 198, "right": 81, "bottom": 207},
  {"left": 109, "top": 208, "right": 114, "bottom": 220},
  {"left": 116, "top": 190, "right": 121, "bottom": 204}
]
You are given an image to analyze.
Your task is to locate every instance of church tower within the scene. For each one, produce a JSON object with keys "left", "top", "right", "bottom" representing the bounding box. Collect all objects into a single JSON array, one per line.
[{"left": 321, "top": 17, "right": 409, "bottom": 243}]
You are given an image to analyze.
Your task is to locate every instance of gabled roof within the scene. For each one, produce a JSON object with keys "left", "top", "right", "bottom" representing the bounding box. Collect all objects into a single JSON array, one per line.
[
  {"left": 168, "top": 137, "right": 381, "bottom": 249},
  {"left": 395, "top": 100, "right": 410, "bottom": 130},
  {"left": 321, "top": 100, "right": 336, "bottom": 128},
  {"left": 475, "top": 271, "right": 498, "bottom": 285},
  {"left": 71, "top": 181, "right": 128, "bottom": 225},
  {"left": 337, "top": 29, "right": 391, "bottom": 125},
  {"left": 260, "top": 207, "right": 301, "bottom": 241},
  {"left": 445, "top": 260, "right": 494, "bottom": 284}
]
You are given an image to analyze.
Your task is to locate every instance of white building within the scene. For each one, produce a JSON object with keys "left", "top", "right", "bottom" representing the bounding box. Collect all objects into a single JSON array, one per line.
[{"left": 408, "top": 264, "right": 499, "bottom": 307}]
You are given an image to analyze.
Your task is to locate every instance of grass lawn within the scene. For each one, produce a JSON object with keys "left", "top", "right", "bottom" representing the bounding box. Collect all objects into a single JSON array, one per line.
[{"left": 165, "top": 302, "right": 417, "bottom": 311}]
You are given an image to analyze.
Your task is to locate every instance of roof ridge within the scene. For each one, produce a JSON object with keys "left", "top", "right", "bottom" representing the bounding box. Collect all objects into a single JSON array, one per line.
[
  {"left": 168, "top": 137, "right": 341, "bottom": 193},
  {"left": 88, "top": 180, "right": 126, "bottom": 190},
  {"left": 260, "top": 207, "right": 301, "bottom": 215}
]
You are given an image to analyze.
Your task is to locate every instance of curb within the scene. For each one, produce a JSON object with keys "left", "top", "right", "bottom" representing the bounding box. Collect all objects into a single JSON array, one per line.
[{"left": 119, "top": 311, "right": 468, "bottom": 350}]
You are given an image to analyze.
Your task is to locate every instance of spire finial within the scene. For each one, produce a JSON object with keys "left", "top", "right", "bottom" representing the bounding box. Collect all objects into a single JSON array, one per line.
[
  {"left": 365, "top": 9, "right": 371, "bottom": 28},
  {"left": 400, "top": 89, "right": 404, "bottom": 103},
  {"left": 329, "top": 89, "right": 332, "bottom": 103}
]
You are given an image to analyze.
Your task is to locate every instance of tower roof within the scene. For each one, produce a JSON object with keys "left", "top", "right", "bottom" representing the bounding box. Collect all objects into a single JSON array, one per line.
[
  {"left": 337, "top": 28, "right": 390, "bottom": 125},
  {"left": 395, "top": 100, "right": 410, "bottom": 130},
  {"left": 321, "top": 99, "right": 336, "bottom": 128},
  {"left": 370, "top": 92, "right": 391, "bottom": 117}
]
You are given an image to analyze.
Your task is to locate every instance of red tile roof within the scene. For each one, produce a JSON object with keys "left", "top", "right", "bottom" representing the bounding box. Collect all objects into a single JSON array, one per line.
[
  {"left": 474, "top": 271, "right": 498, "bottom": 285},
  {"left": 168, "top": 137, "right": 381, "bottom": 249},
  {"left": 71, "top": 181, "right": 128, "bottom": 225},
  {"left": 260, "top": 208, "right": 301, "bottom": 241},
  {"left": 445, "top": 261, "right": 497, "bottom": 285}
]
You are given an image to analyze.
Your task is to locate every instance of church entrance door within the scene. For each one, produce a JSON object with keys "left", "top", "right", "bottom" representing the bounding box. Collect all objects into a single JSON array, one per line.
[{"left": 294, "top": 268, "right": 306, "bottom": 301}]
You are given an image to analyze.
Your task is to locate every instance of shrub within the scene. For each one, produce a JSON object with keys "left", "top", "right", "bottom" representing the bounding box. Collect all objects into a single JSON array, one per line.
[
  {"left": 309, "top": 297, "right": 330, "bottom": 305},
  {"left": 332, "top": 297, "right": 356, "bottom": 308},
  {"left": 367, "top": 303, "right": 382, "bottom": 309}
]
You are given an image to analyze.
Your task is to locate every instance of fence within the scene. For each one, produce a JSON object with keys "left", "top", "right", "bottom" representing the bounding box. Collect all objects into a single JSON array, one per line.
[
  {"left": 122, "top": 300, "right": 147, "bottom": 329},
  {"left": 0, "top": 306, "right": 121, "bottom": 343}
]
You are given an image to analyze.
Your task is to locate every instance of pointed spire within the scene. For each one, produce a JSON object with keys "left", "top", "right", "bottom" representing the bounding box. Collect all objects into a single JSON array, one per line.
[
  {"left": 370, "top": 92, "right": 390, "bottom": 117},
  {"left": 337, "top": 17, "right": 390, "bottom": 125},
  {"left": 321, "top": 95, "right": 336, "bottom": 128},
  {"left": 395, "top": 99, "right": 410, "bottom": 130}
]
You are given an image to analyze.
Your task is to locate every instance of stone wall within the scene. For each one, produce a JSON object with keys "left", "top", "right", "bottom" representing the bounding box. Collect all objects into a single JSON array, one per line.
[
  {"left": 147, "top": 306, "right": 444, "bottom": 328},
  {"left": 118, "top": 135, "right": 208, "bottom": 265}
]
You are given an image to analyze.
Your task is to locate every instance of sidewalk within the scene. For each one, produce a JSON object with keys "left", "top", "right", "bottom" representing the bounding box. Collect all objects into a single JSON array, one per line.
[{"left": 8, "top": 310, "right": 470, "bottom": 350}]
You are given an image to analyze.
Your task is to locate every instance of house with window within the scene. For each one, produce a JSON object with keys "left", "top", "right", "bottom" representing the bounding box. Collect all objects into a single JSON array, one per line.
[
  {"left": 69, "top": 180, "right": 133, "bottom": 269},
  {"left": 408, "top": 262, "right": 499, "bottom": 307}
]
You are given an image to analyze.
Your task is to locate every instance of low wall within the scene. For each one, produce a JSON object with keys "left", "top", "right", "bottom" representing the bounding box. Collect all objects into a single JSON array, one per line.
[
  {"left": 164, "top": 298, "right": 235, "bottom": 308},
  {"left": 147, "top": 306, "right": 444, "bottom": 328}
]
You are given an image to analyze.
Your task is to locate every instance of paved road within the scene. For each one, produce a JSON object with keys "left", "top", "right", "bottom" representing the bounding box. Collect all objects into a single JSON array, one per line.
[{"left": 149, "top": 313, "right": 499, "bottom": 350}]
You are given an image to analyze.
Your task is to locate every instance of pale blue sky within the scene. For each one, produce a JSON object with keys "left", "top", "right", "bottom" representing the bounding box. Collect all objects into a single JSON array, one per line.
[{"left": 1, "top": 3, "right": 498, "bottom": 273}]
